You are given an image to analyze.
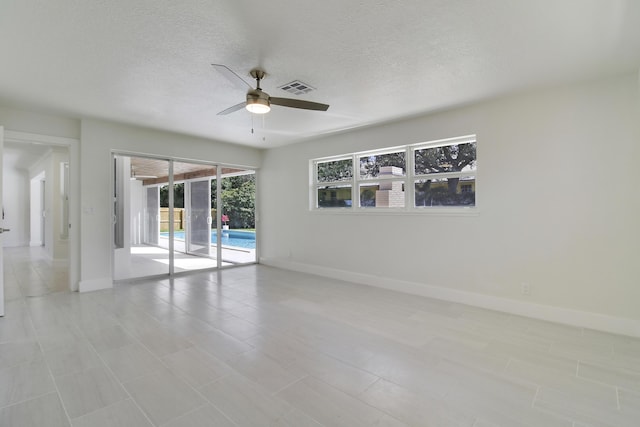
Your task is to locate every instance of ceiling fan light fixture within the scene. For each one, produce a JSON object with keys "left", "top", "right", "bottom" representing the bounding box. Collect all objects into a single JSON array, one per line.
[
  {"left": 246, "top": 98, "right": 270, "bottom": 114},
  {"left": 214, "top": 65, "right": 329, "bottom": 115},
  {"left": 246, "top": 89, "right": 271, "bottom": 114}
]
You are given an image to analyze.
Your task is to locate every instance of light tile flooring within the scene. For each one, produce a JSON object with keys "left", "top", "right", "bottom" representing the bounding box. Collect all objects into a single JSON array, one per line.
[{"left": 1, "top": 246, "right": 639, "bottom": 426}]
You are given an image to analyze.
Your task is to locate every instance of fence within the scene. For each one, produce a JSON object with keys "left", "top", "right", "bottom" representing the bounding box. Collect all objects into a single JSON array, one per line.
[{"left": 159, "top": 208, "right": 217, "bottom": 231}]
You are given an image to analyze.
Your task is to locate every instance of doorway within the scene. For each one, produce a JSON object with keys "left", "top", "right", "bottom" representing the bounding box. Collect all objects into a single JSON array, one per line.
[{"left": 2, "top": 131, "right": 77, "bottom": 297}]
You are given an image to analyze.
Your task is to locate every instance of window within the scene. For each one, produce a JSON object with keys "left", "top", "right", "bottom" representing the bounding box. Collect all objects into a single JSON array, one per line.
[
  {"left": 357, "top": 149, "right": 406, "bottom": 208},
  {"left": 412, "top": 140, "right": 476, "bottom": 208},
  {"left": 315, "top": 157, "right": 353, "bottom": 208},
  {"left": 317, "top": 158, "right": 352, "bottom": 183},
  {"left": 311, "top": 135, "right": 476, "bottom": 212}
]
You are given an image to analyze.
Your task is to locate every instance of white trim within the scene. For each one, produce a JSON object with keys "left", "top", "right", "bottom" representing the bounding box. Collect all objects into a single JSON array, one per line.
[
  {"left": 4, "top": 130, "right": 78, "bottom": 146},
  {"left": 79, "top": 277, "right": 112, "bottom": 292},
  {"left": 310, "top": 205, "right": 479, "bottom": 217},
  {"left": 411, "top": 134, "right": 476, "bottom": 150},
  {"left": 260, "top": 257, "right": 640, "bottom": 338}
]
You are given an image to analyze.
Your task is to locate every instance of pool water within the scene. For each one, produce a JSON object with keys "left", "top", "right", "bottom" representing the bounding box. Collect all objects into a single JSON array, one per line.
[{"left": 161, "top": 230, "right": 256, "bottom": 249}]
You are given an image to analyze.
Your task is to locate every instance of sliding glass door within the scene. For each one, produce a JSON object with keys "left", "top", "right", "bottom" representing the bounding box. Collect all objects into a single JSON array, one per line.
[
  {"left": 186, "top": 179, "right": 211, "bottom": 257},
  {"left": 113, "top": 154, "right": 256, "bottom": 281}
]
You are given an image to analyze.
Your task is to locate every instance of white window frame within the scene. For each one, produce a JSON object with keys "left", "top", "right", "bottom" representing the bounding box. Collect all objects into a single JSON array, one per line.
[
  {"left": 312, "top": 156, "right": 354, "bottom": 209},
  {"left": 310, "top": 135, "right": 477, "bottom": 214}
]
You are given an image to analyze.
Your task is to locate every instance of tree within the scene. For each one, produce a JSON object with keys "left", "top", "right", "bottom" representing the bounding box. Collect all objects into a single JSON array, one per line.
[
  {"left": 158, "top": 174, "right": 256, "bottom": 228},
  {"left": 317, "top": 159, "right": 352, "bottom": 182},
  {"left": 218, "top": 175, "right": 256, "bottom": 229},
  {"left": 414, "top": 143, "right": 476, "bottom": 194},
  {"left": 160, "top": 183, "right": 184, "bottom": 208},
  {"left": 359, "top": 152, "right": 406, "bottom": 178}
]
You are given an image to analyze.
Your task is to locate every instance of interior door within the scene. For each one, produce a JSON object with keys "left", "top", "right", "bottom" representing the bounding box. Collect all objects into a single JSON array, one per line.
[
  {"left": 0, "top": 126, "right": 5, "bottom": 316},
  {"left": 186, "top": 179, "right": 211, "bottom": 256}
]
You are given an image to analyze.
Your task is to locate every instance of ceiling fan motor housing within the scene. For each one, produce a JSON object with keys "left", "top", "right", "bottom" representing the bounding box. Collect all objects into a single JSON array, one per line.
[{"left": 246, "top": 88, "right": 271, "bottom": 113}]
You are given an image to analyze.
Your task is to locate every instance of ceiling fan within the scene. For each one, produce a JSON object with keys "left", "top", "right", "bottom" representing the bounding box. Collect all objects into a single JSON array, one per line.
[{"left": 212, "top": 64, "right": 329, "bottom": 115}]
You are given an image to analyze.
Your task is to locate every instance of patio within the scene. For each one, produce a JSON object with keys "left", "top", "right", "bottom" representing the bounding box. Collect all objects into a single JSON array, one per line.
[{"left": 113, "top": 237, "right": 256, "bottom": 281}]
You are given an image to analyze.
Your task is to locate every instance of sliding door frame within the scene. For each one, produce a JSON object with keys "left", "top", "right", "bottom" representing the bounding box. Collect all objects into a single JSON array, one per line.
[{"left": 112, "top": 151, "right": 257, "bottom": 282}]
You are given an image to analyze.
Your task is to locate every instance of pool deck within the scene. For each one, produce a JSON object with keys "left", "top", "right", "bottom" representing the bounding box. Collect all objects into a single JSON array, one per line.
[
  {"left": 113, "top": 236, "right": 256, "bottom": 280},
  {"left": 158, "top": 236, "right": 256, "bottom": 264}
]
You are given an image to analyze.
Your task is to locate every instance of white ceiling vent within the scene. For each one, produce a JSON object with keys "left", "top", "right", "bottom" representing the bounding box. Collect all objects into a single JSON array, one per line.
[{"left": 278, "top": 80, "right": 315, "bottom": 95}]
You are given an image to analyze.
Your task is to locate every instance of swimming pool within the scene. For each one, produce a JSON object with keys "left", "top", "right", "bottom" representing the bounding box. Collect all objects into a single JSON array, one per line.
[{"left": 161, "top": 230, "right": 256, "bottom": 249}]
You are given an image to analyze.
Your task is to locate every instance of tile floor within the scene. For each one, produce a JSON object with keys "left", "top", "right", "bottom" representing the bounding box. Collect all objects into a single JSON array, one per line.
[{"left": 1, "top": 246, "right": 639, "bottom": 426}]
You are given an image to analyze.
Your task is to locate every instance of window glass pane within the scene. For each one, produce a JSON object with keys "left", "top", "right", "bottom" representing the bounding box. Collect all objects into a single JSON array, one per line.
[
  {"left": 317, "top": 158, "right": 352, "bottom": 183},
  {"left": 359, "top": 182, "right": 405, "bottom": 208},
  {"left": 220, "top": 171, "right": 256, "bottom": 266},
  {"left": 317, "top": 185, "right": 352, "bottom": 207},
  {"left": 414, "top": 142, "right": 476, "bottom": 175},
  {"left": 414, "top": 177, "right": 475, "bottom": 207},
  {"left": 359, "top": 151, "right": 406, "bottom": 178}
]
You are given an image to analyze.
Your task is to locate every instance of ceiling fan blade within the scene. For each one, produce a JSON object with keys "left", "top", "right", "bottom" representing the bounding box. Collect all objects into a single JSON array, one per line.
[
  {"left": 217, "top": 101, "right": 247, "bottom": 115},
  {"left": 211, "top": 64, "right": 253, "bottom": 91},
  {"left": 269, "top": 97, "right": 329, "bottom": 111}
]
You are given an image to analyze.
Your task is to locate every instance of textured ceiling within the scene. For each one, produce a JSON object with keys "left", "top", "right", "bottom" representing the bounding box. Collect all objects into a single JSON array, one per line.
[{"left": 1, "top": 0, "right": 639, "bottom": 148}]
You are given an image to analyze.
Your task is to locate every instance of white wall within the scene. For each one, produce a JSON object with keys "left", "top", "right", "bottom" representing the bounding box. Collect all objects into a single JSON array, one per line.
[
  {"left": 29, "top": 172, "right": 45, "bottom": 246},
  {"left": 260, "top": 72, "right": 640, "bottom": 333},
  {"left": 0, "top": 105, "right": 80, "bottom": 139},
  {"left": 130, "top": 178, "right": 144, "bottom": 245},
  {"left": 51, "top": 149, "right": 70, "bottom": 260},
  {"left": 78, "top": 119, "right": 263, "bottom": 291},
  {"left": 1, "top": 155, "right": 30, "bottom": 247},
  {"left": 28, "top": 153, "right": 53, "bottom": 258}
]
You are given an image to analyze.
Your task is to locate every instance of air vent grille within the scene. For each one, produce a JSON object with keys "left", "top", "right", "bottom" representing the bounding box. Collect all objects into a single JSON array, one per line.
[{"left": 278, "top": 80, "right": 315, "bottom": 95}]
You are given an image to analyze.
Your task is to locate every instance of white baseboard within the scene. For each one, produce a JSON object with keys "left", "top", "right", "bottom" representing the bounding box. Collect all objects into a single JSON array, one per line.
[
  {"left": 260, "top": 257, "right": 640, "bottom": 338},
  {"left": 30, "top": 241, "right": 43, "bottom": 247},
  {"left": 78, "top": 277, "right": 112, "bottom": 292}
]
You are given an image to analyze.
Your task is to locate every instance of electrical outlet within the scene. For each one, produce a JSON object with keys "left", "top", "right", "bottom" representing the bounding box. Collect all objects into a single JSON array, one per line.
[{"left": 521, "top": 283, "right": 531, "bottom": 296}]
